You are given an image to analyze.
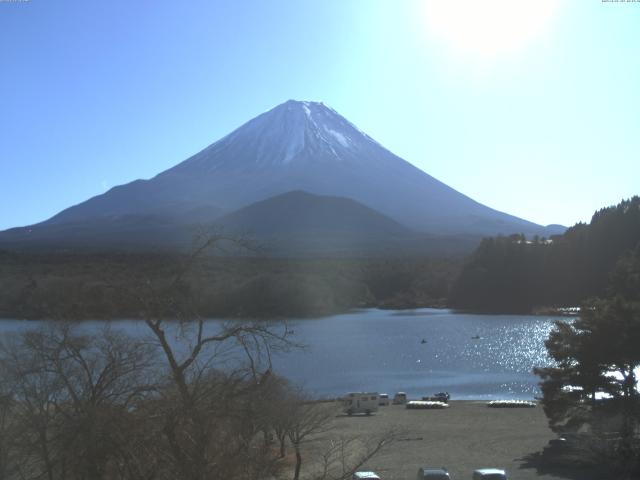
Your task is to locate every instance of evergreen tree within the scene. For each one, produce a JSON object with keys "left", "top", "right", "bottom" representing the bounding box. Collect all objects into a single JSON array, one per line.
[{"left": 535, "top": 246, "right": 640, "bottom": 474}]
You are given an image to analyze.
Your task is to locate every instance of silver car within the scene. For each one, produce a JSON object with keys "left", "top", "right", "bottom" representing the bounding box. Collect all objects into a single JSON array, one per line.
[
  {"left": 472, "top": 468, "right": 507, "bottom": 480},
  {"left": 416, "top": 467, "right": 450, "bottom": 480}
]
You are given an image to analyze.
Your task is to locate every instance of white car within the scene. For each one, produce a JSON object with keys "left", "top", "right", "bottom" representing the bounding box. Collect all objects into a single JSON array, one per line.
[
  {"left": 472, "top": 468, "right": 507, "bottom": 480},
  {"left": 353, "top": 471, "right": 381, "bottom": 480}
]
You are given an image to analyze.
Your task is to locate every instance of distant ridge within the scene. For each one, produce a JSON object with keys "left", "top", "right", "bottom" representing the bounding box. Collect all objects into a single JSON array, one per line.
[
  {"left": 0, "top": 191, "right": 481, "bottom": 256},
  {"left": 215, "top": 190, "right": 413, "bottom": 236},
  {"left": 212, "top": 190, "right": 417, "bottom": 255}
]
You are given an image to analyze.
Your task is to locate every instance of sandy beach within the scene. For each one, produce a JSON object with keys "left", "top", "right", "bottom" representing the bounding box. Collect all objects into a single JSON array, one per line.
[{"left": 299, "top": 401, "right": 604, "bottom": 480}]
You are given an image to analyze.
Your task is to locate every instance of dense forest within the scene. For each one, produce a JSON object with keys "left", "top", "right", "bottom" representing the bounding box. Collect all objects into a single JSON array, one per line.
[
  {"left": 450, "top": 197, "right": 640, "bottom": 312},
  {"left": 0, "top": 252, "right": 461, "bottom": 319},
  {"left": 3, "top": 197, "right": 638, "bottom": 319}
]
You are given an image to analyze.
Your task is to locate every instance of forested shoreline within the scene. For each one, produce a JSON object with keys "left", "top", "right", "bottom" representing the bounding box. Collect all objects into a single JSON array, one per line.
[
  {"left": 1, "top": 197, "right": 638, "bottom": 320},
  {"left": 451, "top": 197, "right": 640, "bottom": 313},
  {"left": 0, "top": 252, "right": 460, "bottom": 320}
]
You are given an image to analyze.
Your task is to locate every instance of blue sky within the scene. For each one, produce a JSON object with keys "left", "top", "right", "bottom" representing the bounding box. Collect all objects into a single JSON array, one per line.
[{"left": 1, "top": 0, "right": 638, "bottom": 230}]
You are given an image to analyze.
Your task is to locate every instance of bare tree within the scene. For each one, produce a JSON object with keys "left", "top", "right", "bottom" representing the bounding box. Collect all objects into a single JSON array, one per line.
[
  {"left": 122, "top": 232, "right": 295, "bottom": 480},
  {"left": 0, "top": 232, "right": 394, "bottom": 480},
  {"left": 313, "top": 430, "right": 401, "bottom": 480},
  {"left": 0, "top": 389, "right": 16, "bottom": 480},
  {"left": 260, "top": 373, "right": 295, "bottom": 458},
  {"left": 281, "top": 392, "right": 400, "bottom": 480},
  {"left": 286, "top": 397, "right": 337, "bottom": 480},
  {"left": 0, "top": 323, "right": 158, "bottom": 480}
]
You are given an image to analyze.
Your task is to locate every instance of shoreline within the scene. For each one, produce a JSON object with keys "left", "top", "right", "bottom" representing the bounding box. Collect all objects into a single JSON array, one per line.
[{"left": 0, "top": 304, "right": 578, "bottom": 321}]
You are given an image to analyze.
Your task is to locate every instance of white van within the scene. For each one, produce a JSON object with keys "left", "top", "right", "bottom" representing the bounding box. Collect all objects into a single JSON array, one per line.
[
  {"left": 378, "top": 393, "right": 390, "bottom": 406},
  {"left": 343, "top": 392, "right": 379, "bottom": 415}
]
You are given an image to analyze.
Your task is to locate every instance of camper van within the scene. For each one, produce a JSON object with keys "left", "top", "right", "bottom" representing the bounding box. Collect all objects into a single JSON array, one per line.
[
  {"left": 343, "top": 392, "right": 379, "bottom": 415},
  {"left": 378, "top": 393, "right": 390, "bottom": 406}
]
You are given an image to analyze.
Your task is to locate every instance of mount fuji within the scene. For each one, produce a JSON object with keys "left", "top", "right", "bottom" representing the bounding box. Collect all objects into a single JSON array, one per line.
[{"left": 0, "top": 100, "right": 563, "bottom": 253}]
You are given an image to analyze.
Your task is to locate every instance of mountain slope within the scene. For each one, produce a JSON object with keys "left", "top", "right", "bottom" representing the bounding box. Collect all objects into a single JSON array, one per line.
[
  {"left": 40, "top": 100, "right": 559, "bottom": 237},
  {"left": 0, "top": 214, "right": 196, "bottom": 252},
  {"left": 0, "top": 191, "right": 481, "bottom": 256},
  {"left": 1, "top": 100, "right": 564, "bottom": 254}
]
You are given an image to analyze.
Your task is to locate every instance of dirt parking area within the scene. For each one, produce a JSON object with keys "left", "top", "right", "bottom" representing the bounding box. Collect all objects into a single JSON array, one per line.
[{"left": 307, "top": 401, "right": 602, "bottom": 480}]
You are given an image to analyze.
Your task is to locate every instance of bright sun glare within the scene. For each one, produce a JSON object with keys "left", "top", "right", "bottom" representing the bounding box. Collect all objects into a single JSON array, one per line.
[{"left": 424, "top": 0, "right": 560, "bottom": 63}]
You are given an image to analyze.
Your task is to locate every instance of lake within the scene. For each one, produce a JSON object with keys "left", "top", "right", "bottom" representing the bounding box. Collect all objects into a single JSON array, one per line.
[
  {"left": 272, "top": 308, "right": 562, "bottom": 400},
  {"left": 0, "top": 308, "right": 563, "bottom": 400}
]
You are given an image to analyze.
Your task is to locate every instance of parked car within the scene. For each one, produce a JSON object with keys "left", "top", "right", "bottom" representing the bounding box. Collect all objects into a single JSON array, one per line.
[
  {"left": 353, "top": 471, "right": 381, "bottom": 480},
  {"left": 406, "top": 400, "right": 449, "bottom": 409},
  {"left": 544, "top": 435, "right": 583, "bottom": 456},
  {"left": 343, "top": 392, "right": 379, "bottom": 415},
  {"left": 379, "top": 393, "right": 390, "bottom": 406},
  {"left": 433, "top": 392, "right": 450, "bottom": 403},
  {"left": 421, "top": 392, "right": 450, "bottom": 403},
  {"left": 416, "top": 467, "right": 450, "bottom": 479},
  {"left": 472, "top": 468, "right": 507, "bottom": 480},
  {"left": 547, "top": 438, "right": 570, "bottom": 451},
  {"left": 393, "top": 392, "right": 407, "bottom": 404}
]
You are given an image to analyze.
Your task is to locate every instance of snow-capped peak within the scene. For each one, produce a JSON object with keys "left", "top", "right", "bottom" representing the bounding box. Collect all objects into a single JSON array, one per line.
[
  {"left": 280, "top": 100, "right": 358, "bottom": 154},
  {"left": 38, "top": 99, "right": 557, "bottom": 241},
  {"left": 191, "top": 100, "right": 373, "bottom": 168}
]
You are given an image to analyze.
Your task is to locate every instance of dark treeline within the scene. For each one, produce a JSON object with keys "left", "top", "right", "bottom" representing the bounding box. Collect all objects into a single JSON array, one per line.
[
  {"left": 450, "top": 196, "right": 640, "bottom": 312},
  {"left": 0, "top": 252, "right": 461, "bottom": 319}
]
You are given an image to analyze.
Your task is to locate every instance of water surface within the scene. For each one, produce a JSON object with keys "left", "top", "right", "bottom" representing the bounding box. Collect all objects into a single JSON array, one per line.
[
  {"left": 0, "top": 309, "right": 562, "bottom": 400},
  {"left": 273, "top": 308, "right": 559, "bottom": 399}
]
